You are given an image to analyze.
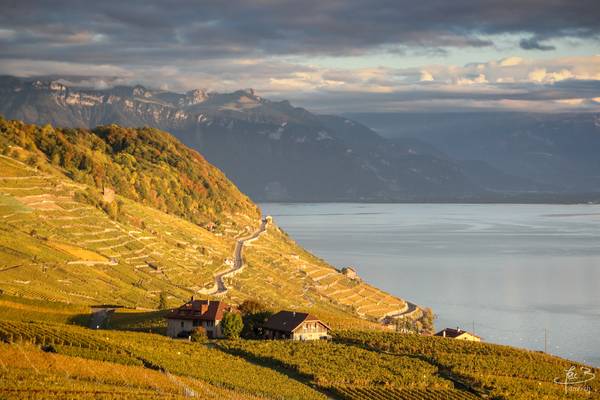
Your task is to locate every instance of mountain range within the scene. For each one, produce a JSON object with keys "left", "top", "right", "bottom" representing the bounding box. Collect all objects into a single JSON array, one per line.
[
  {"left": 349, "top": 111, "right": 600, "bottom": 197},
  {"left": 0, "top": 75, "right": 557, "bottom": 202}
]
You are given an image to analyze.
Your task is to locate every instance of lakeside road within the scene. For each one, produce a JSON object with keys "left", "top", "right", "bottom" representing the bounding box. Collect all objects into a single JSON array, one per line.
[
  {"left": 214, "top": 219, "right": 268, "bottom": 294},
  {"left": 383, "top": 301, "right": 419, "bottom": 322}
]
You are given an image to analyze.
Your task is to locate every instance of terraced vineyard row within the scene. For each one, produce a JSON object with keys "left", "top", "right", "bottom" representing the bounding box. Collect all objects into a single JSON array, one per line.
[
  {"left": 0, "top": 155, "right": 237, "bottom": 307},
  {"left": 1, "top": 152, "right": 398, "bottom": 330},
  {"left": 239, "top": 223, "right": 410, "bottom": 326},
  {"left": 1, "top": 120, "right": 415, "bottom": 329},
  {"left": 335, "top": 387, "right": 479, "bottom": 400}
]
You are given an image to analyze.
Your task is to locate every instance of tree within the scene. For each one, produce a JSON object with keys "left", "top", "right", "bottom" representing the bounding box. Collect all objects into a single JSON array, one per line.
[
  {"left": 239, "top": 299, "right": 272, "bottom": 339},
  {"left": 420, "top": 307, "right": 435, "bottom": 334},
  {"left": 241, "top": 310, "right": 272, "bottom": 339},
  {"left": 158, "top": 291, "right": 168, "bottom": 310},
  {"left": 239, "top": 299, "right": 268, "bottom": 316},
  {"left": 221, "top": 312, "right": 243, "bottom": 339}
]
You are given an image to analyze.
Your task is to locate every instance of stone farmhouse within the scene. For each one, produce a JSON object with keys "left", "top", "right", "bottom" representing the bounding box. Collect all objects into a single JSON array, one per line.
[{"left": 165, "top": 298, "right": 233, "bottom": 339}]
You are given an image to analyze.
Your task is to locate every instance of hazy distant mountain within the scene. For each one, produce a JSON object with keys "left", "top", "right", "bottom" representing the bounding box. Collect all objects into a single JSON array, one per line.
[
  {"left": 0, "top": 76, "right": 565, "bottom": 202},
  {"left": 348, "top": 112, "right": 600, "bottom": 194}
]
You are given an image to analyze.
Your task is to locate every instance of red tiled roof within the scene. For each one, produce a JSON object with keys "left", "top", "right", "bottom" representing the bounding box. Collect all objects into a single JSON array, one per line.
[
  {"left": 434, "top": 328, "right": 480, "bottom": 339},
  {"left": 165, "top": 299, "right": 231, "bottom": 321},
  {"left": 263, "top": 310, "right": 330, "bottom": 333}
]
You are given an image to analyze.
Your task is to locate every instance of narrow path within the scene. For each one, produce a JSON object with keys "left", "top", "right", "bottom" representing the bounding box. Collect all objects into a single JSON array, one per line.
[{"left": 212, "top": 218, "right": 267, "bottom": 295}]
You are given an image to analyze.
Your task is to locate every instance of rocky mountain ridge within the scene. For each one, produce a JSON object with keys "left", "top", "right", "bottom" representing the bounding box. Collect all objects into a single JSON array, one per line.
[{"left": 0, "top": 76, "right": 538, "bottom": 201}]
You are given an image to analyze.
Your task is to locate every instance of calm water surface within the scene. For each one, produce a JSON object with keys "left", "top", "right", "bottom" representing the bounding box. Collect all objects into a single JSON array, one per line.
[{"left": 260, "top": 203, "right": 600, "bottom": 367}]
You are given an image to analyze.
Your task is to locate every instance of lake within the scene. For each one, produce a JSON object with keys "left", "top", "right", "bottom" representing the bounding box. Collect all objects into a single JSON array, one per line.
[{"left": 260, "top": 203, "right": 600, "bottom": 367}]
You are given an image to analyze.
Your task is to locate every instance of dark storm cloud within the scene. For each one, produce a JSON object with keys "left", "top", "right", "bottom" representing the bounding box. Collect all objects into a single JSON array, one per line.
[
  {"left": 1, "top": 0, "right": 599, "bottom": 63},
  {"left": 519, "top": 38, "right": 556, "bottom": 51}
]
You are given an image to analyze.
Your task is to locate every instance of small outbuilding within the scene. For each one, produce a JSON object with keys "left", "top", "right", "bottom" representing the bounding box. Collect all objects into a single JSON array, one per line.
[
  {"left": 165, "top": 298, "right": 233, "bottom": 339},
  {"left": 341, "top": 266, "right": 360, "bottom": 281},
  {"left": 263, "top": 311, "right": 331, "bottom": 340},
  {"left": 434, "top": 327, "right": 481, "bottom": 342}
]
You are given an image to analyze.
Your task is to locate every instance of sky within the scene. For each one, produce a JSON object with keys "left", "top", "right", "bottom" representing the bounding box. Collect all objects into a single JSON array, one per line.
[{"left": 1, "top": 0, "right": 600, "bottom": 113}]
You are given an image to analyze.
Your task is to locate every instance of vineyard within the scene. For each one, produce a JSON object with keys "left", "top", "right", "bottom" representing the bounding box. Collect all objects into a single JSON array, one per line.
[
  {"left": 1, "top": 119, "right": 598, "bottom": 400},
  {"left": 0, "top": 120, "right": 416, "bottom": 328},
  {"left": 238, "top": 223, "right": 410, "bottom": 326},
  {"left": 335, "top": 387, "right": 479, "bottom": 400},
  {"left": 0, "top": 318, "right": 598, "bottom": 399},
  {"left": 0, "top": 342, "right": 265, "bottom": 399},
  {"left": 218, "top": 339, "right": 450, "bottom": 389},
  {"left": 334, "top": 330, "right": 600, "bottom": 399},
  {"left": 0, "top": 319, "right": 326, "bottom": 400},
  {"left": 0, "top": 294, "right": 90, "bottom": 325}
]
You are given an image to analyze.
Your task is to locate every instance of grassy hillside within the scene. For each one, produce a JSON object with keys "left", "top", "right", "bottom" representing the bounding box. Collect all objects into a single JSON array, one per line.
[
  {"left": 0, "top": 314, "right": 596, "bottom": 399},
  {"left": 0, "top": 117, "right": 412, "bottom": 327}
]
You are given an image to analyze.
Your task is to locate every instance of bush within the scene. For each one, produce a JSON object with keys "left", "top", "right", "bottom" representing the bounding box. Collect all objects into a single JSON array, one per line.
[
  {"left": 221, "top": 312, "right": 243, "bottom": 339},
  {"left": 190, "top": 327, "right": 207, "bottom": 343}
]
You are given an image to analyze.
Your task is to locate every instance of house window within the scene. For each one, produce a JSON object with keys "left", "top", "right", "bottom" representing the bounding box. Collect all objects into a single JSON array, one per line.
[
  {"left": 193, "top": 320, "right": 200, "bottom": 327},
  {"left": 180, "top": 321, "right": 184, "bottom": 328}
]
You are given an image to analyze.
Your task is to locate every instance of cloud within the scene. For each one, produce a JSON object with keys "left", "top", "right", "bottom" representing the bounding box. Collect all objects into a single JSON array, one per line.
[
  {"left": 0, "top": 1, "right": 599, "bottom": 113},
  {"left": 456, "top": 73, "right": 488, "bottom": 85},
  {"left": 527, "top": 68, "right": 574, "bottom": 83},
  {"left": 420, "top": 71, "right": 434, "bottom": 82},
  {"left": 3, "top": 53, "right": 600, "bottom": 113},
  {"left": 499, "top": 57, "right": 524, "bottom": 67},
  {"left": 519, "top": 37, "right": 556, "bottom": 51},
  {"left": 1, "top": 0, "right": 599, "bottom": 64}
]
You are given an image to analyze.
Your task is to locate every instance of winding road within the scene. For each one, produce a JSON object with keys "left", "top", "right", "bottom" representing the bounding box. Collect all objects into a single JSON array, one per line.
[
  {"left": 383, "top": 301, "right": 419, "bottom": 321},
  {"left": 212, "top": 218, "right": 267, "bottom": 295}
]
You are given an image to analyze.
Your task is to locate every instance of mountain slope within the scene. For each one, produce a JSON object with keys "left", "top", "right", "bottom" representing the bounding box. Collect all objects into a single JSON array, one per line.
[
  {"left": 0, "top": 76, "right": 530, "bottom": 202},
  {"left": 0, "top": 118, "right": 413, "bottom": 326},
  {"left": 348, "top": 111, "right": 600, "bottom": 194}
]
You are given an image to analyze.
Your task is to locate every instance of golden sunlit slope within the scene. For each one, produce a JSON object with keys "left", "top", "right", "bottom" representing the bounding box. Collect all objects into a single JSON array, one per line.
[
  {"left": 0, "top": 118, "right": 413, "bottom": 327},
  {"left": 1, "top": 318, "right": 596, "bottom": 400}
]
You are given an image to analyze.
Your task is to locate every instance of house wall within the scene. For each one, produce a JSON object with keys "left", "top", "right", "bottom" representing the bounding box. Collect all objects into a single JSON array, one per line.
[
  {"left": 167, "top": 319, "right": 195, "bottom": 337},
  {"left": 200, "top": 320, "right": 222, "bottom": 338},
  {"left": 292, "top": 321, "right": 329, "bottom": 341},
  {"left": 456, "top": 333, "right": 480, "bottom": 342},
  {"left": 166, "top": 319, "right": 223, "bottom": 338}
]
